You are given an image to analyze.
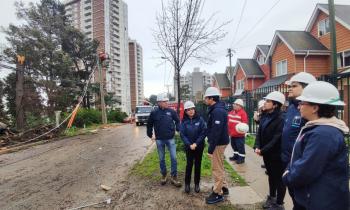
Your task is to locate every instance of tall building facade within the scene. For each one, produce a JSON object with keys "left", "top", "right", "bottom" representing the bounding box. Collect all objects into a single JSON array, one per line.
[
  {"left": 128, "top": 40, "right": 144, "bottom": 112},
  {"left": 64, "top": 0, "right": 131, "bottom": 114},
  {"left": 178, "top": 67, "right": 212, "bottom": 101}
]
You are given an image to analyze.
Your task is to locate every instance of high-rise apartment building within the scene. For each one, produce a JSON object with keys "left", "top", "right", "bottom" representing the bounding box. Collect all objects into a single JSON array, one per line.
[
  {"left": 64, "top": 0, "right": 131, "bottom": 114},
  {"left": 128, "top": 40, "right": 144, "bottom": 112}
]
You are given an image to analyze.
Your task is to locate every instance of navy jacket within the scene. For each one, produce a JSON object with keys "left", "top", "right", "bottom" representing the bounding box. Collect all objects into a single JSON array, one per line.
[
  {"left": 206, "top": 101, "right": 229, "bottom": 154},
  {"left": 180, "top": 113, "right": 206, "bottom": 149},
  {"left": 147, "top": 107, "right": 180, "bottom": 140},
  {"left": 281, "top": 100, "right": 306, "bottom": 163},
  {"left": 283, "top": 125, "right": 349, "bottom": 210}
]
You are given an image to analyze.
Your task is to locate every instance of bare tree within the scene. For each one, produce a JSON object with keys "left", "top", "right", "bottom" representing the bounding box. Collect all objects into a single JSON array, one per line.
[{"left": 154, "top": 0, "right": 229, "bottom": 113}]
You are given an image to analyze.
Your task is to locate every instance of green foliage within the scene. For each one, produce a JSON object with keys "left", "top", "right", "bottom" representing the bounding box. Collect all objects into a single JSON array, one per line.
[
  {"left": 107, "top": 109, "right": 127, "bottom": 123},
  {"left": 73, "top": 108, "right": 101, "bottom": 128},
  {"left": 245, "top": 134, "right": 255, "bottom": 148}
]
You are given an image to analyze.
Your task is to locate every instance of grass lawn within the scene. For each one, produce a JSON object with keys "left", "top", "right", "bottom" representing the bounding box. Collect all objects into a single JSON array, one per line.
[
  {"left": 245, "top": 134, "right": 255, "bottom": 148},
  {"left": 131, "top": 134, "right": 247, "bottom": 186}
]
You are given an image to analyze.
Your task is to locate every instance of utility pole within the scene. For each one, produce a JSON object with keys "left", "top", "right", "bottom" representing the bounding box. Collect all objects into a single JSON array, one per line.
[
  {"left": 227, "top": 48, "right": 235, "bottom": 96},
  {"left": 227, "top": 48, "right": 233, "bottom": 68},
  {"left": 15, "top": 55, "right": 25, "bottom": 131},
  {"left": 97, "top": 52, "right": 107, "bottom": 124},
  {"left": 329, "top": 0, "right": 337, "bottom": 85}
]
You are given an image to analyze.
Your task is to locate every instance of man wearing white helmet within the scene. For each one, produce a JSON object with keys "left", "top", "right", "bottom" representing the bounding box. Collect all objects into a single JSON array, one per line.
[
  {"left": 254, "top": 91, "right": 286, "bottom": 210},
  {"left": 228, "top": 98, "right": 248, "bottom": 164},
  {"left": 203, "top": 87, "right": 230, "bottom": 204},
  {"left": 281, "top": 72, "right": 316, "bottom": 210},
  {"left": 147, "top": 93, "right": 181, "bottom": 187},
  {"left": 282, "top": 81, "right": 349, "bottom": 210}
]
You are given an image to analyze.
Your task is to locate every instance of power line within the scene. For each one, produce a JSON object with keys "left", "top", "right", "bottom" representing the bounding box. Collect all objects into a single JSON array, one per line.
[
  {"left": 232, "top": 0, "right": 282, "bottom": 48},
  {"left": 230, "top": 0, "right": 248, "bottom": 47}
]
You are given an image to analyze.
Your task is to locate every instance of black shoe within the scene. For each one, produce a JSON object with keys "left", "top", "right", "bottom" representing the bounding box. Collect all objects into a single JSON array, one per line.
[
  {"left": 160, "top": 174, "right": 167, "bottom": 185},
  {"left": 222, "top": 186, "right": 229, "bottom": 196},
  {"left": 194, "top": 184, "right": 200, "bottom": 193},
  {"left": 185, "top": 184, "right": 190, "bottom": 193},
  {"left": 262, "top": 195, "right": 276, "bottom": 209},
  {"left": 268, "top": 203, "right": 285, "bottom": 210},
  {"left": 235, "top": 159, "right": 245, "bottom": 164},
  {"left": 229, "top": 156, "right": 238, "bottom": 161},
  {"left": 261, "top": 164, "right": 266, "bottom": 168},
  {"left": 205, "top": 192, "right": 224, "bottom": 204},
  {"left": 265, "top": 170, "right": 268, "bottom": 175}
]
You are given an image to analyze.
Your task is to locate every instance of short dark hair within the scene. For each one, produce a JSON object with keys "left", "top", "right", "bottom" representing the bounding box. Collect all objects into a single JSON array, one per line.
[
  {"left": 316, "top": 104, "right": 336, "bottom": 118},
  {"left": 208, "top": 96, "right": 220, "bottom": 102}
]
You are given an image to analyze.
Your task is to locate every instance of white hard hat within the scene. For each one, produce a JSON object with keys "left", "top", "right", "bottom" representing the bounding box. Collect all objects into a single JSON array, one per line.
[
  {"left": 234, "top": 99, "right": 244, "bottom": 107},
  {"left": 258, "top": 100, "right": 265, "bottom": 109},
  {"left": 236, "top": 123, "right": 249, "bottom": 134},
  {"left": 296, "top": 81, "right": 345, "bottom": 106},
  {"left": 204, "top": 87, "right": 221, "bottom": 97},
  {"left": 285, "top": 72, "right": 316, "bottom": 85},
  {"left": 184, "top": 101, "right": 195, "bottom": 110},
  {"left": 156, "top": 94, "right": 169, "bottom": 102},
  {"left": 264, "top": 91, "right": 286, "bottom": 105}
]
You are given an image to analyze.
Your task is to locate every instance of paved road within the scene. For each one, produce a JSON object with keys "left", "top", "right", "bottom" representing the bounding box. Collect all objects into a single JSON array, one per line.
[{"left": 0, "top": 124, "right": 151, "bottom": 210}]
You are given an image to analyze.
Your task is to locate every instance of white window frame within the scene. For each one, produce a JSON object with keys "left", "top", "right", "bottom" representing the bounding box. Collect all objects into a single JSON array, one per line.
[
  {"left": 337, "top": 49, "right": 350, "bottom": 68},
  {"left": 257, "top": 54, "right": 265, "bottom": 65},
  {"left": 318, "top": 18, "right": 330, "bottom": 37},
  {"left": 236, "top": 79, "right": 245, "bottom": 90},
  {"left": 276, "top": 60, "right": 288, "bottom": 76}
]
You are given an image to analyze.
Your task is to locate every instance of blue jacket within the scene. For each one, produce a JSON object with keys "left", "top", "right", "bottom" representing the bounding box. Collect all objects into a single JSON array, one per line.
[
  {"left": 180, "top": 113, "right": 206, "bottom": 149},
  {"left": 281, "top": 100, "right": 306, "bottom": 163},
  {"left": 283, "top": 123, "right": 349, "bottom": 210},
  {"left": 147, "top": 107, "right": 180, "bottom": 140},
  {"left": 206, "top": 101, "right": 230, "bottom": 154}
]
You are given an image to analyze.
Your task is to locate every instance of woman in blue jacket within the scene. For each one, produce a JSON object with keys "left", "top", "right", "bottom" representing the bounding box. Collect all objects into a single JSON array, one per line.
[
  {"left": 180, "top": 101, "right": 206, "bottom": 194},
  {"left": 283, "top": 81, "right": 349, "bottom": 210}
]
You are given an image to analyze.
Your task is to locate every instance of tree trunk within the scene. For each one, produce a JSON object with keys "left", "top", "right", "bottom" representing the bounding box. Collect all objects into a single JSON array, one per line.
[{"left": 15, "top": 63, "right": 25, "bottom": 131}]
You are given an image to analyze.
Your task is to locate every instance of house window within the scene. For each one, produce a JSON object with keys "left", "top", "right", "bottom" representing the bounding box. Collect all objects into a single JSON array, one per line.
[
  {"left": 337, "top": 50, "right": 350, "bottom": 68},
  {"left": 276, "top": 60, "right": 287, "bottom": 76},
  {"left": 318, "top": 18, "right": 330, "bottom": 37},
  {"left": 236, "top": 79, "right": 244, "bottom": 90},
  {"left": 257, "top": 54, "right": 265, "bottom": 65}
]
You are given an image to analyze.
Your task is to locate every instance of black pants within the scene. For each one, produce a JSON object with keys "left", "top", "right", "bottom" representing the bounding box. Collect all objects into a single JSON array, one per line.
[
  {"left": 230, "top": 136, "right": 245, "bottom": 160},
  {"left": 185, "top": 146, "right": 204, "bottom": 185},
  {"left": 282, "top": 162, "right": 306, "bottom": 210},
  {"left": 263, "top": 156, "right": 286, "bottom": 205}
]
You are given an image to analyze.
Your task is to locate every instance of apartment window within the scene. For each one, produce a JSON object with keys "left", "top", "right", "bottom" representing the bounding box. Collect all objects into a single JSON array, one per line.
[
  {"left": 276, "top": 60, "right": 287, "bottom": 76},
  {"left": 318, "top": 18, "right": 330, "bottom": 37},
  {"left": 236, "top": 79, "right": 244, "bottom": 90},
  {"left": 337, "top": 50, "right": 350, "bottom": 68}
]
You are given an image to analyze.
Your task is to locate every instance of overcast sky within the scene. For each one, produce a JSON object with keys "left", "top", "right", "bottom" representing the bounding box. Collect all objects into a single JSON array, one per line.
[{"left": 1, "top": 0, "right": 350, "bottom": 97}]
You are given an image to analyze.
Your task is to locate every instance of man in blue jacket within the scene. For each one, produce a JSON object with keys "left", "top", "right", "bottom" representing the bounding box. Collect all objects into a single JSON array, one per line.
[
  {"left": 203, "top": 87, "right": 230, "bottom": 204},
  {"left": 281, "top": 72, "right": 316, "bottom": 210},
  {"left": 147, "top": 94, "right": 181, "bottom": 187}
]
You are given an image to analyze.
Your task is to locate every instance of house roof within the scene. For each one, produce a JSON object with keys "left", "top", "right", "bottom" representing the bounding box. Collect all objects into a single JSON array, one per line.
[
  {"left": 253, "top": 45, "right": 270, "bottom": 60},
  {"left": 266, "top": 31, "right": 330, "bottom": 59},
  {"left": 234, "top": 59, "right": 265, "bottom": 78},
  {"left": 257, "top": 74, "right": 290, "bottom": 89},
  {"left": 306, "top": 4, "right": 350, "bottom": 31},
  {"left": 213, "top": 73, "right": 230, "bottom": 89}
]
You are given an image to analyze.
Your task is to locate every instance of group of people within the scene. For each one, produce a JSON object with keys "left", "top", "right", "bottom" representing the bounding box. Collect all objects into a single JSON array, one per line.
[{"left": 146, "top": 72, "right": 349, "bottom": 209}]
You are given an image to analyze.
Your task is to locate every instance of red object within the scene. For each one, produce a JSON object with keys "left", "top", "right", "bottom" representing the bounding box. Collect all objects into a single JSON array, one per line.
[
  {"left": 228, "top": 108, "right": 248, "bottom": 137},
  {"left": 98, "top": 52, "right": 108, "bottom": 61},
  {"left": 167, "top": 101, "right": 184, "bottom": 120}
]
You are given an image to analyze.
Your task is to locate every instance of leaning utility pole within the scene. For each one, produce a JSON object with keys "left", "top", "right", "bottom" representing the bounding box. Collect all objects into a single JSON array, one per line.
[
  {"left": 227, "top": 48, "right": 235, "bottom": 95},
  {"left": 329, "top": 0, "right": 337, "bottom": 85},
  {"left": 15, "top": 55, "right": 25, "bottom": 131},
  {"left": 97, "top": 52, "right": 107, "bottom": 124}
]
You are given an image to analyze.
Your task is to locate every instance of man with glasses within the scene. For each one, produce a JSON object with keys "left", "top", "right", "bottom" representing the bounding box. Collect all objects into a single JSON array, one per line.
[
  {"left": 147, "top": 94, "right": 181, "bottom": 187},
  {"left": 203, "top": 87, "right": 230, "bottom": 204},
  {"left": 281, "top": 72, "right": 316, "bottom": 210}
]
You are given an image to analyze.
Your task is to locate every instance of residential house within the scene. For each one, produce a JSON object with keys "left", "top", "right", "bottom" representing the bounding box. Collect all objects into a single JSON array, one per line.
[{"left": 212, "top": 73, "right": 231, "bottom": 98}]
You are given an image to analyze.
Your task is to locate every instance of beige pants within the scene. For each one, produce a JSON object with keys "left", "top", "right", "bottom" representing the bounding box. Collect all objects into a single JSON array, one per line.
[{"left": 212, "top": 145, "right": 227, "bottom": 195}]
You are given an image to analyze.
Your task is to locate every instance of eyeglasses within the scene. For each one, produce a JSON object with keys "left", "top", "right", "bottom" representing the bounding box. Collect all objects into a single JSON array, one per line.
[{"left": 298, "top": 101, "right": 310, "bottom": 106}]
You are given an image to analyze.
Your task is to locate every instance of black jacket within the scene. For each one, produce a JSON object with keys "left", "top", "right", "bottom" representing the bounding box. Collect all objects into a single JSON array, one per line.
[
  {"left": 254, "top": 110, "right": 284, "bottom": 158},
  {"left": 147, "top": 107, "right": 180, "bottom": 140},
  {"left": 180, "top": 113, "right": 206, "bottom": 149},
  {"left": 206, "top": 101, "right": 229, "bottom": 154}
]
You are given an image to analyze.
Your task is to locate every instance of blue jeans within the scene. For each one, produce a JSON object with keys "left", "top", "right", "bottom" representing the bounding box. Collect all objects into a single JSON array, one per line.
[{"left": 156, "top": 139, "right": 177, "bottom": 177}]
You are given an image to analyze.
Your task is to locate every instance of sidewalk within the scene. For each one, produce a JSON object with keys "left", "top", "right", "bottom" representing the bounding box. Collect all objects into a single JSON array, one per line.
[{"left": 225, "top": 145, "right": 293, "bottom": 210}]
